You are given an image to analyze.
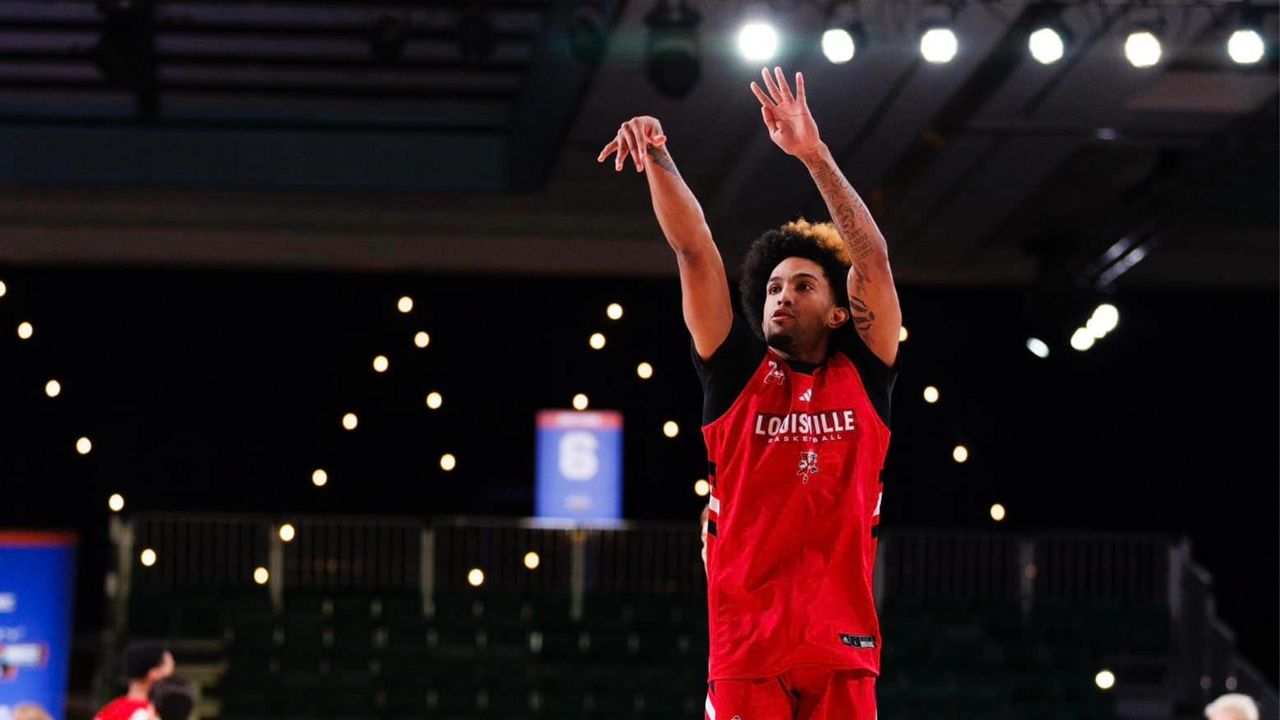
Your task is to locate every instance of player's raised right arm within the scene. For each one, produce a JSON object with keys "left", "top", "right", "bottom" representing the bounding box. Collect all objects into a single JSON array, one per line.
[{"left": 598, "top": 116, "right": 732, "bottom": 360}]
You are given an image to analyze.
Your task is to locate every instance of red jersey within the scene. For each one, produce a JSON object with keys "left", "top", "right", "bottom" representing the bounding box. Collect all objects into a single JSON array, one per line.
[
  {"left": 695, "top": 318, "right": 894, "bottom": 681},
  {"left": 94, "top": 697, "right": 152, "bottom": 720}
]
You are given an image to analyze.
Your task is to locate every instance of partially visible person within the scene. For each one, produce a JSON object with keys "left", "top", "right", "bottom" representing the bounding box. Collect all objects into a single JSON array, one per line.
[
  {"left": 93, "top": 641, "right": 174, "bottom": 720},
  {"left": 12, "top": 704, "right": 52, "bottom": 720},
  {"left": 150, "top": 676, "right": 196, "bottom": 720},
  {"left": 1205, "top": 693, "right": 1259, "bottom": 720}
]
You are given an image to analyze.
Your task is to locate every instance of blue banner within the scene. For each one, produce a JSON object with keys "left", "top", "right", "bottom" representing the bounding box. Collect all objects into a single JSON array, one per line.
[
  {"left": 0, "top": 533, "right": 77, "bottom": 720},
  {"left": 535, "top": 410, "right": 623, "bottom": 523}
]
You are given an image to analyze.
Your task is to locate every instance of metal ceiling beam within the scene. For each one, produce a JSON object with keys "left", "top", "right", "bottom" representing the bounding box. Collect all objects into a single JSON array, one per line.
[
  {"left": 0, "top": 77, "right": 519, "bottom": 100},
  {"left": 0, "top": 51, "right": 530, "bottom": 74}
]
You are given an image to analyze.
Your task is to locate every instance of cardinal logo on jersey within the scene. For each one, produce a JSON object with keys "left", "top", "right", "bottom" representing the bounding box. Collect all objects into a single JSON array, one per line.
[
  {"left": 763, "top": 360, "right": 786, "bottom": 386},
  {"left": 797, "top": 450, "right": 820, "bottom": 484}
]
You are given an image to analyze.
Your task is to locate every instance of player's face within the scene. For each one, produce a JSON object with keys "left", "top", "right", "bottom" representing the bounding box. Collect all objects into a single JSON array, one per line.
[{"left": 762, "top": 257, "right": 843, "bottom": 353}]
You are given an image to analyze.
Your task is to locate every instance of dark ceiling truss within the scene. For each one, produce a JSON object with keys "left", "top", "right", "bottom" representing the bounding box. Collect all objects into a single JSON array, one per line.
[
  {"left": 0, "top": 0, "right": 554, "bottom": 126},
  {"left": 0, "top": 0, "right": 630, "bottom": 195}
]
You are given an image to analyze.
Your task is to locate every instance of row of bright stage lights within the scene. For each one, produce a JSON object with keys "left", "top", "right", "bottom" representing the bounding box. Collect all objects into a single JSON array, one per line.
[
  {"left": 1025, "top": 302, "right": 1120, "bottom": 359},
  {"left": 735, "top": 20, "right": 1269, "bottom": 68}
]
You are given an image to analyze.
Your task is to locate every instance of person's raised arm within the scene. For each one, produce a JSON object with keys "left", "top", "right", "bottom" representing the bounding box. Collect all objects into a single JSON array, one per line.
[
  {"left": 750, "top": 68, "right": 901, "bottom": 367},
  {"left": 598, "top": 116, "right": 732, "bottom": 360}
]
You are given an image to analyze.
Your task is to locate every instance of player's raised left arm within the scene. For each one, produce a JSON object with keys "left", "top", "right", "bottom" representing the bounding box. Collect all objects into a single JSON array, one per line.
[{"left": 751, "top": 67, "right": 901, "bottom": 367}]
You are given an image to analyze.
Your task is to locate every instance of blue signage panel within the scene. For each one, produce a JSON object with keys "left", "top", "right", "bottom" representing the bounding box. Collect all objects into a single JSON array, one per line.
[
  {"left": 535, "top": 410, "right": 623, "bottom": 522},
  {"left": 0, "top": 532, "right": 77, "bottom": 720}
]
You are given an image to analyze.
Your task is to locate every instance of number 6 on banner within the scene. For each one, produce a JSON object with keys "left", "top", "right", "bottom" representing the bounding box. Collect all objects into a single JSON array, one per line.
[{"left": 559, "top": 431, "right": 600, "bottom": 481}]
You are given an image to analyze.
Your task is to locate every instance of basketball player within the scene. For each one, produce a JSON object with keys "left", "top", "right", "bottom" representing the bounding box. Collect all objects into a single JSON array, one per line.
[
  {"left": 599, "top": 67, "right": 899, "bottom": 720},
  {"left": 94, "top": 641, "right": 174, "bottom": 720},
  {"left": 149, "top": 676, "right": 196, "bottom": 720}
]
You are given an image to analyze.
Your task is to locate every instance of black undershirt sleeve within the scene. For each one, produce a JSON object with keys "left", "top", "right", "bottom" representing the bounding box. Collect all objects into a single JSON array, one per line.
[
  {"left": 831, "top": 324, "right": 898, "bottom": 428},
  {"left": 691, "top": 315, "right": 767, "bottom": 426}
]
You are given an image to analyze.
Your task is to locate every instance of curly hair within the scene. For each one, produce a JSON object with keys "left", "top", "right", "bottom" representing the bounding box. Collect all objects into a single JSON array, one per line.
[{"left": 738, "top": 218, "right": 851, "bottom": 341}]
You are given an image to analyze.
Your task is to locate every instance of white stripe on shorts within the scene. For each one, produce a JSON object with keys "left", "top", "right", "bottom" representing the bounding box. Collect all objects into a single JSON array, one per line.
[
  {"left": 705, "top": 694, "right": 716, "bottom": 720},
  {"left": 708, "top": 495, "right": 721, "bottom": 514}
]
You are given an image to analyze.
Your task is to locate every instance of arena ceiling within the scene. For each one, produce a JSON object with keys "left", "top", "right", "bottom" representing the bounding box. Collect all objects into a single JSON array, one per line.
[{"left": 0, "top": 0, "right": 1275, "bottom": 288}]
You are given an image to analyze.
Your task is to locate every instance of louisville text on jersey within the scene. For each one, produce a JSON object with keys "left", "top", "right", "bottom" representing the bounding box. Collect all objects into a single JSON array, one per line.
[{"left": 753, "top": 409, "right": 857, "bottom": 443}]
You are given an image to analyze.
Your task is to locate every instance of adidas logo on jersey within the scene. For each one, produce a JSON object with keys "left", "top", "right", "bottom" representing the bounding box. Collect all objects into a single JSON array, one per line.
[{"left": 798, "top": 388, "right": 812, "bottom": 402}]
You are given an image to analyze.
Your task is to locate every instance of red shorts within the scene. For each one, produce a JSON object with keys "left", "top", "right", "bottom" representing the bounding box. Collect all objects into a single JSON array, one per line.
[{"left": 704, "top": 667, "right": 876, "bottom": 720}]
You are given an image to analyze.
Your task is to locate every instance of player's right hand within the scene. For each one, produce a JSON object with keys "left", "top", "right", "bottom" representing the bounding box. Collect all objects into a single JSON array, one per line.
[{"left": 597, "top": 116, "right": 667, "bottom": 173}]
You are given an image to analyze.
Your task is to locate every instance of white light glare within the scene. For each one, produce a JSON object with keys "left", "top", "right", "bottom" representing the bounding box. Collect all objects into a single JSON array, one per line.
[
  {"left": 1029, "top": 26, "right": 1065, "bottom": 64},
  {"left": 822, "top": 28, "right": 855, "bottom": 64},
  {"left": 1125, "top": 31, "right": 1162, "bottom": 68},
  {"left": 1095, "top": 669, "right": 1116, "bottom": 690},
  {"left": 738, "top": 22, "right": 780, "bottom": 62},
  {"left": 1070, "top": 328, "right": 1096, "bottom": 351},
  {"left": 1091, "top": 304, "right": 1119, "bottom": 334},
  {"left": 921, "top": 28, "right": 959, "bottom": 64},
  {"left": 1026, "top": 338, "right": 1050, "bottom": 359},
  {"left": 1228, "top": 29, "right": 1265, "bottom": 65}
]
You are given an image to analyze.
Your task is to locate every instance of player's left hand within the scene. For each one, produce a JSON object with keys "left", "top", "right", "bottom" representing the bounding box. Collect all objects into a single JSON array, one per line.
[
  {"left": 597, "top": 115, "right": 668, "bottom": 173},
  {"left": 750, "top": 66, "right": 821, "bottom": 158}
]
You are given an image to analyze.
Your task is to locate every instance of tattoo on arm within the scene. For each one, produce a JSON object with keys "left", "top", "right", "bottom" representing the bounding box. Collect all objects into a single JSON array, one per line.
[
  {"left": 849, "top": 262, "right": 876, "bottom": 340},
  {"left": 809, "top": 159, "right": 875, "bottom": 261},
  {"left": 810, "top": 155, "right": 883, "bottom": 346},
  {"left": 647, "top": 145, "right": 678, "bottom": 175}
]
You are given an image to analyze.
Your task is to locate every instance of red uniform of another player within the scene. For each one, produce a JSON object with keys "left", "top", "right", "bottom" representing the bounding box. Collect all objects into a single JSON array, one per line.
[
  {"left": 93, "top": 697, "right": 152, "bottom": 720},
  {"left": 94, "top": 642, "right": 173, "bottom": 720}
]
